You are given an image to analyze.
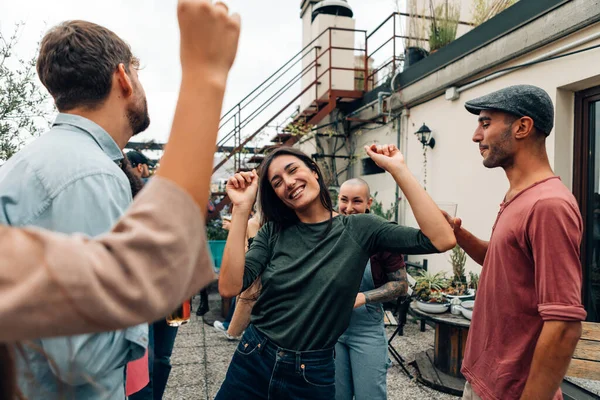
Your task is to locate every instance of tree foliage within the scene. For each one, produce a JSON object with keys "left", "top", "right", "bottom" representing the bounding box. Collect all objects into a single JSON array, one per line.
[{"left": 0, "top": 24, "right": 52, "bottom": 163}]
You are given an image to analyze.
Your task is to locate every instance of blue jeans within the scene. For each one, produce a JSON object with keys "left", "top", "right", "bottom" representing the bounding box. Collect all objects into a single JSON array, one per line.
[
  {"left": 334, "top": 303, "right": 389, "bottom": 400},
  {"left": 215, "top": 324, "right": 335, "bottom": 399},
  {"left": 335, "top": 260, "right": 390, "bottom": 400},
  {"left": 129, "top": 320, "right": 178, "bottom": 400}
]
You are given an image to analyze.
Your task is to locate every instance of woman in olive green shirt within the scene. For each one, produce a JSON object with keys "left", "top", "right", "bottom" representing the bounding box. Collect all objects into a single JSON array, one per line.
[{"left": 216, "top": 146, "right": 455, "bottom": 400}]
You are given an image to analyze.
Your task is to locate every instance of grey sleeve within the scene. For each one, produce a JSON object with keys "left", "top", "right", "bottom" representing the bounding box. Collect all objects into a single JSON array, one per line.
[
  {"left": 350, "top": 214, "right": 440, "bottom": 255},
  {"left": 242, "top": 223, "right": 272, "bottom": 291}
]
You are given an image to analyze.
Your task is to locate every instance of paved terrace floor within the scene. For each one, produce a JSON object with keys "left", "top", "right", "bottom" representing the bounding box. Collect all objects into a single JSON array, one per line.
[{"left": 163, "top": 294, "right": 461, "bottom": 400}]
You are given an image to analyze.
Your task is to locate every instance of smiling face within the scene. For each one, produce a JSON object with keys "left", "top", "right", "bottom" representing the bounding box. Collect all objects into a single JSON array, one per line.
[
  {"left": 472, "top": 110, "right": 517, "bottom": 169},
  {"left": 338, "top": 181, "right": 372, "bottom": 215},
  {"left": 267, "top": 154, "right": 321, "bottom": 212}
]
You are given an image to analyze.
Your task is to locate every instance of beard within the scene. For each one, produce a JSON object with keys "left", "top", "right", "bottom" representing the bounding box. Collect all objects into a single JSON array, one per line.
[
  {"left": 483, "top": 127, "right": 514, "bottom": 169},
  {"left": 127, "top": 96, "right": 150, "bottom": 136}
]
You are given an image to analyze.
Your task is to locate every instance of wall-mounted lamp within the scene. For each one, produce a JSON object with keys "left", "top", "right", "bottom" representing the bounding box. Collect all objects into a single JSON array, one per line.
[{"left": 414, "top": 123, "right": 435, "bottom": 149}]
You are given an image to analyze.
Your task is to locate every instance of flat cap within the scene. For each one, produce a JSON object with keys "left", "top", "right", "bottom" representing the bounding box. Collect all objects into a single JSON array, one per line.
[
  {"left": 126, "top": 150, "right": 151, "bottom": 167},
  {"left": 464, "top": 84, "right": 554, "bottom": 135}
]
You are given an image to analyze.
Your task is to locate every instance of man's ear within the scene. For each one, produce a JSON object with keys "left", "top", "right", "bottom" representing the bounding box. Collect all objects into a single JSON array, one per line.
[
  {"left": 367, "top": 197, "right": 373, "bottom": 209},
  {"left": 514, "top": 116, "right": 535, "bottom": 140},
  {"left": 116, "top": 63, "right": 134, "bottom": 98},
  {"left": 137, "top": 164, "right": 144, "bottom": 173}
]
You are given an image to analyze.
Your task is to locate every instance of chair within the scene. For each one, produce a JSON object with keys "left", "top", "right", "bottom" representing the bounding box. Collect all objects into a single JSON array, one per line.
[
  {"left": 387, "top": 258, "right": 428, "bottom": 379},
  {"left": 387, "top": 295, "right": 414, "bottom": 379}
]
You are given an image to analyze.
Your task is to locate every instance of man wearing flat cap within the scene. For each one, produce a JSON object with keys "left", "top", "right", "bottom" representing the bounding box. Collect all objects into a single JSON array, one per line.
[
  {"left": 126, "top": 150, "right": 152, "bottom": 180},
  {"left": 444, "top": 85, "right": 586, "bottom": 400}
]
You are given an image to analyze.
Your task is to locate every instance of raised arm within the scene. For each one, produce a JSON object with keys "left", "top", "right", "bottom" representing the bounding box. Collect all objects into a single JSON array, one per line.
[
  {"left": 0, "top": 178, "right": 213, "bottom": 341},
  {"left": 219, "top": 170, "right": 259, "bottom": 298},
  {"left": 365, "top": 144, "right": 456, "bottom": 252},
  {"left": 157, "top": 0, "right": 240, "bottom": 208}
]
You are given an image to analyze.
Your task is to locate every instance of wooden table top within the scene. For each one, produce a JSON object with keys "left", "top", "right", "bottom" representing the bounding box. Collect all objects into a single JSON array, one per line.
[{"left": 410, "top": 301, "right": 471, "bottom": 328}]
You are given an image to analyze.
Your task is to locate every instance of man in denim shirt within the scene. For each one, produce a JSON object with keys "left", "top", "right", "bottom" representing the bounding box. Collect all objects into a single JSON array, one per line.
[{"left": 0, "top": 20, "right": 151, "bottom": 399}]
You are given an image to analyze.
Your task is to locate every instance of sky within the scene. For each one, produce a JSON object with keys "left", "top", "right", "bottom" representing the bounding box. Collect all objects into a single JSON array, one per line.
[{"left": 1, "top": 0, "right": 403, "bottom": 147}]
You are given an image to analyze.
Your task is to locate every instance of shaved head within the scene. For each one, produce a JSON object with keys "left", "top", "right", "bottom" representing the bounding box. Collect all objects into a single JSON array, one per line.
[{"left": 340, "top": 178, "right": 370, "bottom": 198}]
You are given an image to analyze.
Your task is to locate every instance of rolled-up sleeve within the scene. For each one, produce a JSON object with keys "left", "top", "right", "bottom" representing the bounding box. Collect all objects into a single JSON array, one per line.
[
  {"left": 0, "top": 177, "right": 215, "bottom": 341},
  {"left": 528, "top": 198, "right": 587, "bottom": 322}
]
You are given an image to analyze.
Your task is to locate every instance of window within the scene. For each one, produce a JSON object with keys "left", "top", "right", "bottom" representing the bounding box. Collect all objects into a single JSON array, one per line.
[{"left": 361, "top": 157, "right": 385, "bottom": 175}]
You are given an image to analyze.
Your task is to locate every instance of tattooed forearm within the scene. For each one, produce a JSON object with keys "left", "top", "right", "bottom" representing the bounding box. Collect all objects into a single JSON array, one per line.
[{"left": 364, "top": 269, "right": 409, "bottom": 304}]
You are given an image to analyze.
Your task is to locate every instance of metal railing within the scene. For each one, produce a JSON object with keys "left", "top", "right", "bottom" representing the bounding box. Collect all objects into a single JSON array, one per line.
[{"left": 214, "top": 26, "right": 368, "bottom": 173}]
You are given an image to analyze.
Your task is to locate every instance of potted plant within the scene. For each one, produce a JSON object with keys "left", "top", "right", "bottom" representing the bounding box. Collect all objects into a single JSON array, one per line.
[
  {"left": 413, "top": 270, "right": 450, "bottom": 313},
  {"left": 428, "top": 1, "right": 460, "bottom": 53},
  {"left": 444, "top": 245, "right": 475, "bottom": 300},
  {"left": 468, "top": 271, "right": 480, "bottom": 291},
  {"left": 207, "top": 218, "right": 228, "bottom": 271},
  {"left": 404, "top": 0, "right": 429, "bottom": 68},
  {"left": 472, "top": 0, "right": 518, "bottom": 26}
]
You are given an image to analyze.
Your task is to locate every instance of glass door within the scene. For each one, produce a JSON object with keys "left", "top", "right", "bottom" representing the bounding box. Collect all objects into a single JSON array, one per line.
[{"left": 573, "top": 86, "right": 600, "bottom": 322}]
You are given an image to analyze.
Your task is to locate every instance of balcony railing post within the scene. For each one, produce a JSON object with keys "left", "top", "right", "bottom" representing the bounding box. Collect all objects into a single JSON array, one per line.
[
  {"left": 392, "top": 13, "right": 397, "bottom": 77},
  {"left": 233, "top": 112, "right": 238, "bottom": 171},
  {"left": 329, "top": 28, "right": 332, "bottom": 94},
  {"left": 314, "top": 46, "right": 319, "bottom": 101},
  {"left": 364, "top": 31, "right": 368, "bottom": 92}
]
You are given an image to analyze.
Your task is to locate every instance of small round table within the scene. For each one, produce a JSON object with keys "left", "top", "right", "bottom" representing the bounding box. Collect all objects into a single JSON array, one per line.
[{"left": 409, "top": 301, "right": 471, "bottom": 396}]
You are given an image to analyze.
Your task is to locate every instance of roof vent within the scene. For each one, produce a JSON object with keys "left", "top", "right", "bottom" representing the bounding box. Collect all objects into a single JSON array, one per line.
[{"left": 312, "top": 0, "right": 353, "bottom": 22}]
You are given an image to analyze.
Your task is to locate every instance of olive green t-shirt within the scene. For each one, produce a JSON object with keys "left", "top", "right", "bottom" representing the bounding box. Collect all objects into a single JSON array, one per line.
[{"left": 243, "top": 213, "right": 439, "bottom": 351}]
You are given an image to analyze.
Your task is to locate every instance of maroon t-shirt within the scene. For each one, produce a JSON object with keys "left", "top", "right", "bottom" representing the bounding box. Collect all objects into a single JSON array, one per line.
[
  {"left": 462, "top": 177, "right": 587, "bottom": 400},
  {"left": 369, "top": 251, "right": 405, "bottom": 288}
]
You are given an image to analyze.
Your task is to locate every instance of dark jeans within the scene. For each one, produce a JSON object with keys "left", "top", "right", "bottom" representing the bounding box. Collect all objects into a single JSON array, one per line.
[
  {"left": 130, "top": 319, "right": 179, "bottom": 400},
  {"left": 215, "top": 324, "right": 335, "bottom": 400}
]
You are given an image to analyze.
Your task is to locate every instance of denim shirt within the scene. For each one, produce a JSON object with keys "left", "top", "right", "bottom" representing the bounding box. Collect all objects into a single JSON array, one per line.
[{"left": 0, "top": 114, "right": 148, "bottom": 399}]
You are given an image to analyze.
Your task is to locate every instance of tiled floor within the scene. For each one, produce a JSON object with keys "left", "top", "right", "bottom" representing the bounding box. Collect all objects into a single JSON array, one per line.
[{"left": 163, "top": 295, "right": 460, "bottom": 400}]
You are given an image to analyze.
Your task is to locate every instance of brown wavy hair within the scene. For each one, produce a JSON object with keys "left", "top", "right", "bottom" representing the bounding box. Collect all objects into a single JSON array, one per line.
[{"left": 258, "top": 147, "right": 334, "bottom": 233}]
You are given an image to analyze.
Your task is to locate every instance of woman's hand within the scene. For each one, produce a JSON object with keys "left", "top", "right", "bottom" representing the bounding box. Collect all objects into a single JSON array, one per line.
[
  {"left": 226, "top": 170, "right": 258, "bottom": 211},
  {"left": 364, "top": 144, "right": 406, "bottom": 174}
]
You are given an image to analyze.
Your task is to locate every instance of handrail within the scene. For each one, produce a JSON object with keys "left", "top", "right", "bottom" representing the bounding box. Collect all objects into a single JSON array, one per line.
[
  {"left": 369, "top": 11, "right": 474, "bottom": 41},
  {"left": 216, "top": 38, "right": 369, "bottom": 154},
  {"left": 219, "top": 59, "right": 312, "bottom": 147},
  {"left": 216, "top": 25, "right": 368, "bottom": 156},
  {"left": 216, "top": 57, "right": 318, "bottom": 147},
  {"left": 368, "top": 12, "right": 397, "bottom": 40},
  {"left": 218, "top": 26, "right": 362, "bottom": 125}
]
